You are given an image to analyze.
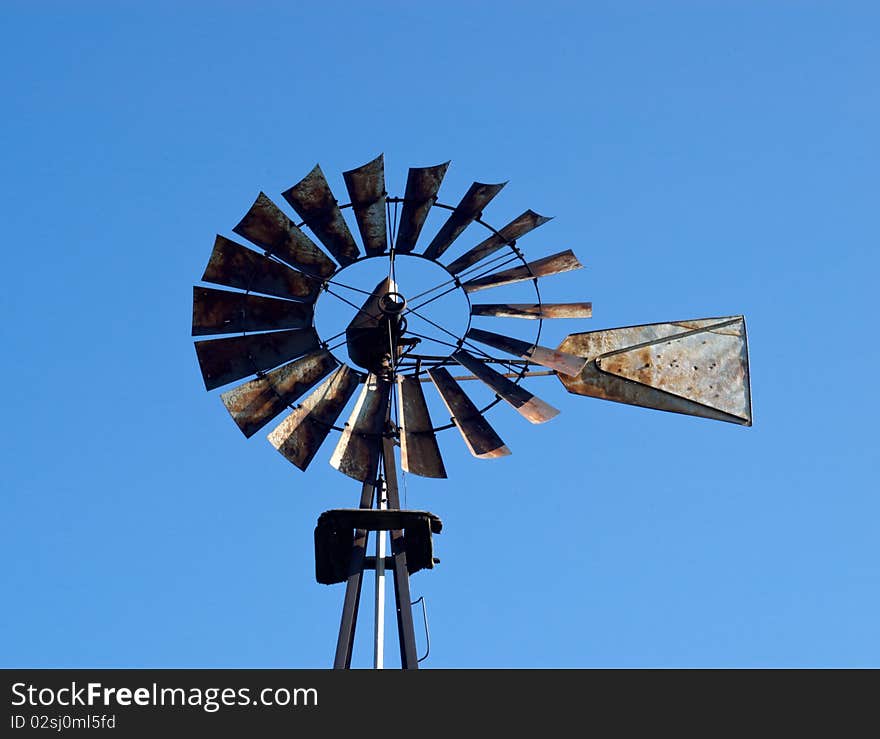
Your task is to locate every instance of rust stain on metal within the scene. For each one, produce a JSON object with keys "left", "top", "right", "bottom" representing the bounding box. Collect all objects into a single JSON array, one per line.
[
  {"left": 471, "top": 302, "right": 593, "bottom": 320},
  {"left": 428, "top": 366, "right": 510, "bottom": 459},
  {"left": 422, "top": 181, "right": 506, "bottom": 260},
  {"left": 557, "top": 316, "right": 752, "bottom": 425},
  {"left": 466, "top": 327, "right": 587, "bottom": 377},
  {"left": 397, "top": 375, "right": 447, "bottom": 478},
  {"left": 192, "top": 286, "right": 313, "bottom": 336},
  {"left": 233, "top": 192, "right": 336, "bottom": 278},
  {"left": 446, "top": 210, "right": 552, "bottom": 275},
  {"left": 453, "top": 350, "right": 559, "bottom": 424},
  {"left": 394, "top": 162, "right": 449, "bottom": 253},
  {"left": 267, "top": 365, "right": 361, "bottom": 471},
  {"left": 194, "top": 327, "right": 320, "bottom": 391},
  {"left": 462, "top": 249, "right": 583, "bottom": 294},
  {"left": 220, "top": 350, "right": 338, "bottom": 438},
  {"left": 330, "top": 373, "right": 391, "bottom": 481},
  {"left": 201, "top": 236, "right": 320, "bottom": 302},
  {"left": 343, "top": 154, "right": 387, "bottom": 256},
  {"left": 283, "top": 164, "right": 360, "bottom": 266}
]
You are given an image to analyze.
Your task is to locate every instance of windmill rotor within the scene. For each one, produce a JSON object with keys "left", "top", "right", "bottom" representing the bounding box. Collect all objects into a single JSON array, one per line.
[{"left": 191, "top": 154, "right": 752, "bottom": 668}]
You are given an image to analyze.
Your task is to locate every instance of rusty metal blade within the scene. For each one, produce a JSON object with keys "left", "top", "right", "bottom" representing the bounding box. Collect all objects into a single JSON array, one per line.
[
  {"left": 446, "top": 210, "right": 552, "bottom": 274},
  {"left": 471, "top": 302, "right": 593, "bottom": 320},
  {"left": 462, "top": 250, "right": 583, "bottom": 294},
  {"left": 194, "top": 328, "right": 320, "bottom": 391},
  {"left": 421, "top": 181, "right": 506, "bottom": 260},
  {"left": 232, "top": 192, "right": 336, "bottom": 278},
  {"left": 343, "top": 154, "right": 387, "bottom": 256},
  {"left": 394, "top": 162, "right": 449, "bottom": 253},
  {"left": 428, "top": 367, "right": 510, "bottom": 459},
  {"left": 329, "top": 373, "right": 391, "bottom": 481},
  {"left": 201, "top": 236, "right": 320, "bottom": 302},
  {"left": 282, "top": 164, "right": 360, "bottom": 266},
  {"left": 192, "top": 287, "right": 313, "bottom": 336},
  {"left": 267, "top": 365, "right": 360, "bottom": 471},
  {"left": 220, "top": 350, "right": 338, "bottom": 437},
  {"left": 397, "top": 376, "right": 447, "bottom": 478},
  {"left": 452, "top": 350, "right": 559, "bottom": 424},
  {"left": 557, "top": 316, "right": 752, "bottom": 425},
  {"left": 466, "top": 328, "right": 587, "bottom": 377}
]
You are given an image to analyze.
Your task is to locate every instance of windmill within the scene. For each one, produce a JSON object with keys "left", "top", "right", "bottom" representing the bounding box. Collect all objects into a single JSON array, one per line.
[{"left": 192, "top": 155, "right": 752, "bottom": 669}]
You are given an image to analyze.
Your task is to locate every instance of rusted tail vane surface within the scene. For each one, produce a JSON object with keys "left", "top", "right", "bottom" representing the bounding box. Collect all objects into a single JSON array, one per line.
[
  {"left": 282, "top": 164, "right": 360, "bottom": 266},
  {"left": 461, "top": 250, "right": 583, "bottom": 294},
  {"left": 191, "top": 287, "right": 313, "bottom": 336},
  {"left": 428, "top": 367, "right": 510, "bottom": 459},
  {"left": 445, "top": 210, "right": 553, "bottom": 275},
  {"left": 558, "top": 316, "right": 752, "bottom": 425},
  {"left": 471, "top": 302, "right": 593, "bottom": 320},
  {"left": 397, "top": 376, "right": 447, "bottom": 479},
  {"left": 343, "top": 155, "right": 387, "bottom": 257},
  {"left": 232, "top": 192, "right": 337, "bottom": 278},
  {"left": 267, "top": 365, "right": 361, "bottom": 471},
  {"left": 201, "top": 236, "right": 321, "bottom": 302},
  {"left": 394, "top": 162, "right": 450, "bottom": 254},
  {"left": 330, "top": 374, "right": 392, "bottom": 481},
  {"left": 220, "top": 350, "right": 338, "bottom": 438},
  {"left": 466, "top": 327, "right": 587, "bottom": 377},
  {"left": 452, "top": 350, "right": 559, "bottom": 424},
  {"left": 421, "top": 181, "right": 506, "bottom": 260},
  {"left": 194, "top": 328, "right": 321, "bottom": 391}
]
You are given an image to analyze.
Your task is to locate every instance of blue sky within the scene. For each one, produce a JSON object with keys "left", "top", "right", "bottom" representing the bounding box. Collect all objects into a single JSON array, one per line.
[{"left": 2, "top": 1, "right": 878, "bottom": 668}]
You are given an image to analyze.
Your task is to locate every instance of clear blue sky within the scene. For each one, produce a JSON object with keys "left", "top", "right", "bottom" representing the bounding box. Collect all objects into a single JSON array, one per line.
[{"left": 2, "top": 1, "right": 877, "bottom": 668}]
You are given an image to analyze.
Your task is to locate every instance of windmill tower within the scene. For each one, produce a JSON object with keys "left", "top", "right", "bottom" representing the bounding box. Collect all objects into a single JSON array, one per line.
[{"left": 192, "top": 155, "right": 751, "bottom": 668}]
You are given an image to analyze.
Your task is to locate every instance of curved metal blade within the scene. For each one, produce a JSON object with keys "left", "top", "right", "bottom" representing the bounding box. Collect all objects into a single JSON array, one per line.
[
  {"left": 282, "top": 164, "right": 360, "bottom": 265},
  {"left": 394, "top": 162, "right": 449, "bottom": 253},
  {"left": 557, "top": 316, "right": 752, "bottom": 425},
  {"left": 446, "top": 210, "right": 552, "bottom": 275},
  {"left": 192, "top": 287, "right": 313, "bottom": 336},
  {"left": 233, "top": 192, "right": 336, "bottom": 278},
  {"left": 452, "top": 350, "right": 559, "bottom": 424},
  {"left": 466, "top": 327, "right": 586, "bottom": 377},
  {"left": 462, "top": 250, "right": 582, "bottom": 293},
  {"left": 428, "top": 367, "right": 510, "bottom": 459},
  {"left": 471, "top": 302, "right": 593, "bottom": 320},
  {"left": 329, "top": 373, "right": 391, "bottom": 481},
  {"left": 201, "top": 236, "right": 320, "bottom": 302},
  {"left": 343, "top": 154, "right": 387, "bottom": 256},
  {"left": 194, "top": 328, "right": 320, "bottom": 391},
  {"left": 422, "top": 181, "right": 506, "bottom": 260},
  {"left": 397, "top": 375, "right": 447, "bottom": 478},
  {"left": 220, "top": 350, "right": 338, "bottom": 437},
  {"left": 267, "top": 365, "right": 360, "bottom": 471}
]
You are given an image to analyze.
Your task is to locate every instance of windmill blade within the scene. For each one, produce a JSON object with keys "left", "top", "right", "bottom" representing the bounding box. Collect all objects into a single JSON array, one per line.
[
  {"left": 446, "top": 210, "right": 552, "bottom": 275},
  {"left": 343, "top": 154, "right": 387, "bottom": 256},
  {"left": 220, "top": 350, "right": 338, "bottom": 437},
  {"left": 192, "top": 287, "right": 313, "bottom": 336},
  {"left": 452, "top": 350, "right": 559, "bottom": 424},
  {"left": 428, "top": 367, "right": 510, "bottom": 459},
  {"left": 329, "top": 373, "right": 391, "bottom": 481},
  {"left": 201, "top": 235, "right": 320, "bottom": 302},
  {"left": 471, "top": 302, "right": 593, "bottom": 320},
  {"left": 268, "top": 365, "right": 361, "bottom": 471},
  {"left": 397, "top": 375, "right": 447, "bottom": 478},
  {"left": 557, "top": 316, "right": 752, "bottom": 425},
  {"left": 233, "top": 192, "right": 336, "bottom": 278},
  {"left": 394, "top": 162, "right": 450, "bottom": 253},
  {"left": 282, "top": 164, "right": 360, "bottom": 266},
  {"left": 461, "top": 250, "right": 582, "bottom": 294},
  {"left": 421, "top": 181, "right": 506, "bottom": 260},
  {"left": 194, "top": 328, "right": 320, "bottom": 391},
  {"left": 466, "top": 327, "right": 587, "bottom": 377}
]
